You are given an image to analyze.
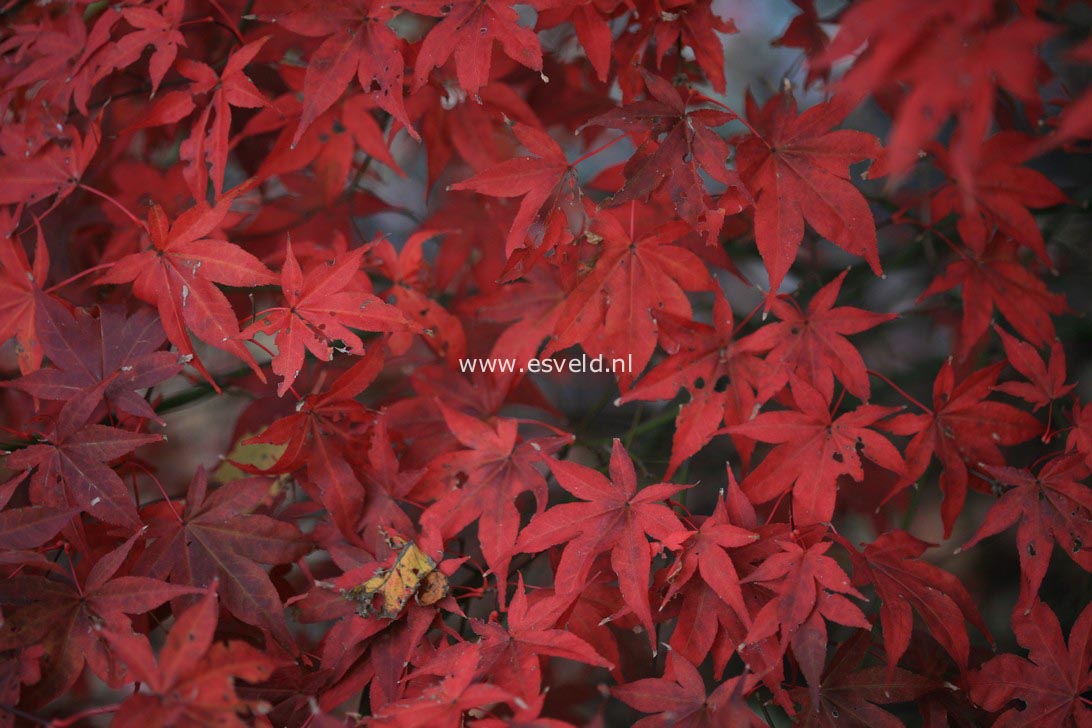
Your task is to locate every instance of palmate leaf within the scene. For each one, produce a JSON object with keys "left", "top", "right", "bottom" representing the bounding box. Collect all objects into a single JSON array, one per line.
[
  {"left": 97, "top": 194, "right": 276, "bottom": 387},
  {"left": 729, "top": 377, "right": 905, "bottom": 527},
  {"left": 969, "top": 599, "right": 1092, "bottom": 727},
  {"left": 0, "top": 533, "right": 199, "bottom": 707},
  {"left": 516, "top": 439, "right": 688, "bottom": 650},
  {"left": 736, "top": 93, "right": 882, "bottom": 297},
  {"left": 134, "top": 469, "right": 310, "bottom": 651}
]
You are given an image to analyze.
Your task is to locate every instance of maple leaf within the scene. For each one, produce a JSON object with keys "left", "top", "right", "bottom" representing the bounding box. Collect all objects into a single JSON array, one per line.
[
  {"left": 729, "top": 377, "right": 906, "bottom": 527},
  {"left": 545, "top": 212, "right": 714, "bottom": 389},
  {"left": 410, "top": 0, "right": 544, "bottom": 97},
  {"left": 992, "top": 326, "right": 1074, "bottom": 413},
  {"left": 772, "top": 0, "right": 830, "bottom": 87},
  {"left": 842, "top": 531, "right": 990, "bottom": 670},
  {"left": 665, "top": 468, "right": 762, "bottom": 668},
  {"left": 357, "top": 414, "right": 425, "bottom": 551},
  {"left": 100, "top": 0, "right": 187, "bottom": 95},
  {"left": 960, "top": 455, "right": 1092, "bottom": 612},
  {"left": 746, "top": 270, "right": 896, "bottom": 401},
  {"left": 462, "top": 264, "right": 567, "bottom": 370},
  {"left": 613, "top": 653, "right": 763, "bottom": 728},
  {"left": 613, "top": 0, "right": 738, "bottom": 98},
  {"left": 515, "top": 439, "right": 688, "bottom": 650},
  {"left": 735, "top": 92, "right": 882, "bottom": 297},
  {"left": 97, "top": 196, "right": 276, "bottom": 387},
  {"left": 0, "top": 10, "right": 120, "bottom": 114},
  {"left": 0, "top": 123, "right": 100, "bottom": 209},
  {"left": 815, "top": 2, "right": 1052, "bottom": 182},
  {"left": 167, "top": 38, "right": 272, "bottom": 197},
  {"left": 968, "top": 599, "right": 1092, "bottom": 727},
  {"left": 448, "top": 122, "right": 578, "bottom": 260},
  {"left": 536, "top": 0, "right": 620, "bottom": 82},
  {"left": 102, "top": 589, "right": 283, "bottom": 727},
  {"left": 12, "top": 295, "right": 182, "bottom": 422},
  {"left": 1045, "top": 37, "right": 1092, "bottom": 147},
  {"left": 740, "top": 532, "right": 871, "bottom": 703},
  {"left": 0, "top": 224, "right": 48, "bottom": 374},
  {"left": 242, "top": 240, "right": 409, "bottom": 397},
  {"left": 368, "top": 644, "right": 517, "bottom": 727},
  {"left": 0, "top": 533, "right": 198, "bottom": 707},
  {"left": 919, "top": 234, "right": 1068, "bottom": 358},
  {"left": 0, "top": 505, "right": 74, "bottom": 552},
  {"left": 133, "top": 468, "right": 311, "bottom": 651},
  {"left": 472, "top": 575, "right": 612, "bottom": 698},
  {"left": 6, "top": 383, "right": 160, "bottom": 529},
  {"left": 365, "top": 230, "right": 468, "bottom": 364},
  {"left": 791, "top": 629, "right": 937, "bottom": 726},
  {"left": 587, "top": 71, "right": 743, "bottom": 236},
  {"left": 275, "top": 0, "right": 417, "bottom": 145},
  {"left": 420, "top": 405, "right": 567, "bottom": 604},
  {"left": 621, "top": 289, "right": 774, "bottom": 475},
  {"left": 929, "top": 133, "right": 1067, "bottom": 262},
  {"left": 882, "top": 360, "right": 1042, "bottom": 537},
  {"left": 245, "top": 347, "right": 384, "bottom": 537},
  {"left": 1068, "top": 401, "right": 1092, "bottom": 471}
]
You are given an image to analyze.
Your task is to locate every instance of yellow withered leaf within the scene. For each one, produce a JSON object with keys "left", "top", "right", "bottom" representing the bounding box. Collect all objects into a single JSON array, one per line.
[{"left": 344, "top": 541, "right": 449, "bottom": 619}]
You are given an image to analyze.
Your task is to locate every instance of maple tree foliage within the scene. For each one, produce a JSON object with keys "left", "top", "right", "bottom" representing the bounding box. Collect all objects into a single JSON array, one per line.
[{"left": 0, "top": 0, "right": 1091, "bottom": 726}]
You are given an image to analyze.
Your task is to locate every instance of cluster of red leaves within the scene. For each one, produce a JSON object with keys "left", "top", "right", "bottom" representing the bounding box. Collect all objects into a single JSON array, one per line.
[{"left": 1, "top": 0, "right": 1090, "bottom": 725}]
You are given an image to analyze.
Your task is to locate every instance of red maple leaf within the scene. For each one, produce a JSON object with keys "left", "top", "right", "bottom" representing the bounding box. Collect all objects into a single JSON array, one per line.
[
  {"left": 410, "top": 0, "right": 544, "bottom": 97},
  {"left": 929, "top": 132, "right": 1067, "bottom": 262},
  {"left": 0, "top": 224, "right": 48, "bottom": 374},
  {"left": 0, "top": 124, "right": 100, "bottom": 209},
  {"left": 993, "top": 325, "right": 1074, "bottom": 413},
  {"left": 243, "top": 240, "right": 409, "bottom": 397},
  {"left": 6, "top": 383, "right": 161, "bottom": 529},
  {"left": 0, "top": 533, "right": 198, "bottom": 707},
  {"left": 613, "top": 0, "right": 738, "bottom": 98},
  {"left": 420, "top": 405, "right": 568, "bottom": 604},
  {"left": 449, "top": 122, "right": 578, "bottom": 260},
  {"left": 13, "top": 295, "right": 181, "bottom": 422},
  {"left": 134, "top": 468, "right": 310, "bottom": 651},
  {"left": 841, "top": 531, "right": 990, "bottom": 670},
  {"left": 167, "top": 38, "right": 271, "bottom": 197},
  {"left": 960, "top": 455, "right": 1092, "bottom": 611},
  {"left": 791, "top": 629, "right": 937, "bottom": 726},
  {"left": 274, "top": 0, "right": 416, "bottom": 145},
  {"left": 735, "top": 93, "right": 882, "bottom": 297},
  {"left": 729, "top": 377, "right": 905, "bottom": 527},
  {"left": 918, "top": 234, "right": 1068, "bottom": 359},
  {"left": 1068, "top": 401, "right": 1092, "bottom": 471},
  {"left": 968, "top": 599, "right": 1092, "bottom": 727},
  {"left": 740, "top": 531, "right": 870, "bottom": 705},
  {"left": 621, "top": 289, "right": 775, "bottom": 475},
  {"left": 545, "top": 212, "right": 714, "bottom": 389},
  {"left": 587, "top": 71, "right": 743, "bottom": 237},
  {"left": 816, "top": 2, "right": 1052, "bottom": 183},
  {"left": 368, "top": 644, "right": 517, "bottom": 727},
  {"left": 515, "top": 439, "right": 688, "bottom": 650},
  {"left": 746, "top": 269, "right": 895, "bottom": 401},
  {"left": 245, "top": 348, "right": 384, "bottom": 538},
  {"left": 97, "top": 195, "right": 275, "bottom": 387},
  {"left": 99, "top": 0, "right": 187, "bottom": 95},
  {"left": 536, "top": 0, "right": 621, "bottom": 82},
  {"left": 472, "top": 574, "right": 612, "bottom": 698},
  {"left": 882, "top": 360, "right": 1042, "bottom": 537},
  {"left": 613, "top": 653, "right": 763, "bottom": 727},
  {"left": 102, "top": 589, "right": 283, "bottom": 727},
  {"left": 665, "top": 468, "right": 763, "bottom": 669}
]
